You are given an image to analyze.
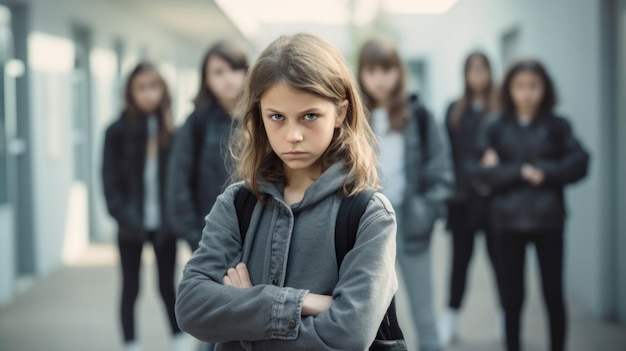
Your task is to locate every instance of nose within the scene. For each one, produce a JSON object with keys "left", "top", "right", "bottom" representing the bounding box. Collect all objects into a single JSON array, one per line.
[{"left": 286, "top": 123, "right": 304, "bottom": 144}]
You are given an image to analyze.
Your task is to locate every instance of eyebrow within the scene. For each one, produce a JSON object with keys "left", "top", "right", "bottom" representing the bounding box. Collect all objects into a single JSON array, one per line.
[{"left": 263, "top": 107, "right": 325, "bottom": 115}]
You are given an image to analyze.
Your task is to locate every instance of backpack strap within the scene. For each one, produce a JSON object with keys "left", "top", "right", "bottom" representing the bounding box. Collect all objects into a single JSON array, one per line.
[
  {"left": 234, "top": 186, "right": 257, "bottom": 243},
  {"left": 409, "top": 93, "right": 429, "bottom": 160},
  {"left": 189, "top": 111, "right": 209, "bottom": 189},
  {"left": 334, "top": 189, "right": 376, "bottom": 268},
  {"left": 335, "top": 189, "right": 406, "bottom": 343}
]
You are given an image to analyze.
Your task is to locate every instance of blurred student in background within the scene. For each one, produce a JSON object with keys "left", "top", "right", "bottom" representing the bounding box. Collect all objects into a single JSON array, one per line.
[
  {"left": 472, "top": 60, "right": 589, "bottom": 351},
  {"left": 439, "top": 52, "right": 504, "bottom": 346},
  {"left": 167, "top": 41, "right": 248, "bottom": 253},
  {"left": 358, "top": 37, "right": 453, "bottom": 351},
  {"left": 102, "top": 62, "right": 189, "bottom": 351}
]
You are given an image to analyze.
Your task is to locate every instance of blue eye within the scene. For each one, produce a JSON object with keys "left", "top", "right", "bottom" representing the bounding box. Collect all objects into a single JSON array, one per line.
[
  {"left": 303, "top": 113, "right": 318, "bottom": 121},
  {"left": 269, "top": 114, "right": 284, "bottom": 121}
]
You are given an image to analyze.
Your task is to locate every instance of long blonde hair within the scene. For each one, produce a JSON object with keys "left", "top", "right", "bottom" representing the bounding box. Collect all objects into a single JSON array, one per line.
[{"left": 230, "top": 33, "right": 380, "bottom": 200}]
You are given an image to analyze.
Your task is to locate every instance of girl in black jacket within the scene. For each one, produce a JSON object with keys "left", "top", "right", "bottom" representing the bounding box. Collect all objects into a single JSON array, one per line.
[
  {"left": 102, "top": 63, "right": 187, "bottom": 351},
  {"left": 473, "top": 60, "right": 589, "bottom": 351},
  {"left": 440, "top": 52, "right": 504, "bottom": 345},
  {"left": 167, "top": 41, "right": 248, "bottom": 252}
]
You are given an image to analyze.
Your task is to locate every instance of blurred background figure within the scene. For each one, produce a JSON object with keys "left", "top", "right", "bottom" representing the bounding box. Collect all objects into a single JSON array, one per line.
[
  {"left": 102, "top": 62, "right": 190, "bottom": 351},
  {"left": 166, "top": 40, "right": 248, "bottom": 351},
  {"left": 439, "top": 51, "right": 504, "bottom": 346},
  {"left": 166, "top": 41, "right": 248, "bottom": 253},
  {"left": 471, "top": 59, "right": 589, "bottom": 351},
  {"left": 357, "top": 37, "right": 453, "bottom": 351}
]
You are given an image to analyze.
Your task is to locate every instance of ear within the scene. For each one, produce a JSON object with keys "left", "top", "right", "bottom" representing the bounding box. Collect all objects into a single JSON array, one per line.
[{"left": 335, "top": 100, "right": 349, "bottom": 128}]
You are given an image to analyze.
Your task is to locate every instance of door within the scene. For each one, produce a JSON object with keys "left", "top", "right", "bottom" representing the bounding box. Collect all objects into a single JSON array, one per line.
[
  {"left": 501, "top": 26, "right": 521, "bottom": 68},
  {"left": 72, "top": 25, "right": 95, "bottom": 240},
  {"left": 0, "top": 3, "right": 31, "bottom": 305}
]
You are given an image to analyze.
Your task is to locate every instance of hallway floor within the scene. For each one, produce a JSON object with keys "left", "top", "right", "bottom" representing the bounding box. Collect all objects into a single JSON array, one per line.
[{"left": 1, "top": 224, "right": 625, "bottom": 351}]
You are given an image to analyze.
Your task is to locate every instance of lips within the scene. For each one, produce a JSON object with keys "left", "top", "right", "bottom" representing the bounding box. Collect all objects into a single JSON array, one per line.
[{"left": 284, "top": 151, "right": 308, "bottom": 158}]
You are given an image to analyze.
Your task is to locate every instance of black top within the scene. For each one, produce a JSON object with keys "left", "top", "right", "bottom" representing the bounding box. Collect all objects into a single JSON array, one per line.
[
  {"left": 166, "top": 104, "right": 233, "bottom": 244},
  {"left": 102, "top": 112, "right": 172, "bottom": 238},
  {"left": 445, "top": 101, "right": 489, "bottom": 203},
  {"left": 469, "top": 111, "right": 589, "bottom": 233}
]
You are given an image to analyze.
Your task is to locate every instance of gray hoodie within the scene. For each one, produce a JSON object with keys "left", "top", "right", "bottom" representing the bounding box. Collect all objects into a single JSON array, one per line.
[{"left": 175, "top": 163, "right": 398, "bottom": 351}]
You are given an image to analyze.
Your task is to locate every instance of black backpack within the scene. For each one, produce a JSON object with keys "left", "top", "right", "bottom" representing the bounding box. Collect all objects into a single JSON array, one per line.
[
  {"left": 234, "top": 188, "right": 407, "bottom": 351},
  {"left": 409, "top": 93, "right": 429, "bottom": 160}
]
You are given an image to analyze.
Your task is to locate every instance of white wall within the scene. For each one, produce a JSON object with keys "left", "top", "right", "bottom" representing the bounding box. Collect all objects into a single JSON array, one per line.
[
  {"left": 391, "top": 0, "right": 608, "bottom": 317},
  {"left": 23, "top": 0, "right": 204, "bottom": 276},
  {"left": 0, "top": 206, "right": 15, "bottom": 305}
]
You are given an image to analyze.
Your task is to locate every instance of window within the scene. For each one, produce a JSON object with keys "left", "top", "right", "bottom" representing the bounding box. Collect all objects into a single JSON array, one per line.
[{"left": 501, "top": 26, "right": 521, "bottom": 67}]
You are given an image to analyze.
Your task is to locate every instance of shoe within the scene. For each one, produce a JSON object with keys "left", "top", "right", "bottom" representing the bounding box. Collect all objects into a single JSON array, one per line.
[
  {"left": 438, "top": 309, "right": 459, "bottom": 346},
  {"left": 124, "top": 340, "right": 142, "bottom": 351}
]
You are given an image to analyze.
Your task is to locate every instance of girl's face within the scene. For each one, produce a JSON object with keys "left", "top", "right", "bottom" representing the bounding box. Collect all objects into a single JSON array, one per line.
[
  {"left": 260, "top": 82, "right": 347, "bottom": 175},
  {"left": 132, "top": 71, "right": 164, "bottom": 114},
  {"left": 466, "top": 56, "right": 491, "bottom": 94},
  {"left": 510, "top": 71, "right": 545, "bottom": 113},
  {"left": 360, "top": 65, "right": 400, "bottom": 104},
  {"left": 206, "top": 55, "right": 246, "bottom": 103}
]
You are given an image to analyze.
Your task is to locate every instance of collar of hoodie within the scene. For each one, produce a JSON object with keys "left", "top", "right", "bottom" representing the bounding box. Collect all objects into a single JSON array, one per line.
[{"left": 257, "top": 163, "right": 348, "bottom": 213}]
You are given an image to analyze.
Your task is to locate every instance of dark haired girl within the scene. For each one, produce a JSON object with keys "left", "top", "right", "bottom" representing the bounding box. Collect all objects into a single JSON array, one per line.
[
  {"left": 472, "top": 59, "right": 589, "bottom": 351},
  {"left": 102, "top": 62, "right": 186, "bottom": 350},
  {"left": 440, "top": 51, "right": 504, "bottom": 345},
  {"left": 167, "top": 41, "right": 248, "bottom": 252}
]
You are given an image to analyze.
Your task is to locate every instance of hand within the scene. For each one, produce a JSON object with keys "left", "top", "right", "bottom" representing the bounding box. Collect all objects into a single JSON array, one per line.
[
  {"left": 301, "top": 293, "right": 333, "bottom": 316},
  {"left": 223, "top": 263, "right": 253, "bottom": 288},
  {"left": 481, "top": 148, "right": 499, "bottom": 168},
  {"left": 521, "top": 164, "right": 545, "bottom": 186}
]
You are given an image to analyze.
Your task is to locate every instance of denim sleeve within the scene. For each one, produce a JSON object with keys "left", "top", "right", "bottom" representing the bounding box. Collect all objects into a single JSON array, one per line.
[
  {"left": 175, "top": 185, "right": 309, "bottom": 343},
  {"left": 243, "top": 194, "right": 398, "bottom": 351}
]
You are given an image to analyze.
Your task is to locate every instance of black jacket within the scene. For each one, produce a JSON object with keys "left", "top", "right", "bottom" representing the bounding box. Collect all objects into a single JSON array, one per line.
[
  {"left": 166, "top": 104, "right": 232, "bottom": 245},
  {"left": 445, "top": 101, "right": 492, "bottom": 230},
  {"left": 470, "top": 112, "right": 589, "bottom": 233},
  {"left": 445, "top": 101, "right": 493, "bottom": 201},
  {"left": 102, "top": 112, "right": 173, "bottom": 240}
]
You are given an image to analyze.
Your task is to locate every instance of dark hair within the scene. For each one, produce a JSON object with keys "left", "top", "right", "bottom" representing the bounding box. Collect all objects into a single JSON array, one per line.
[
  {"left": 449, "top": 51, "right": 498, "bottom": 128},
  {"left": 357, "top": 37, "right": 410, "bottom": 131},
  {"left": 500, "top": 59, "right": 557, "bottom": 115},
  {"left": 193, "top": 41, "right": 248, "bottom": 110},
  {"left": 124, "top": 62, "right": 173, "bottom": 147}
]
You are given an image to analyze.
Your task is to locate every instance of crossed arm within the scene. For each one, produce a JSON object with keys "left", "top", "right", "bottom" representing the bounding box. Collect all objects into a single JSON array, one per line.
[{"left": 223, "top": 263, "right": 334, "bottom": 317}]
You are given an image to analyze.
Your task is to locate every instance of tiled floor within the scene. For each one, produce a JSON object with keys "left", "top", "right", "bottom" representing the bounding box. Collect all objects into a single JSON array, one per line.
[{"left": 1, "top": 224, "right": 625, "bottom": 351}]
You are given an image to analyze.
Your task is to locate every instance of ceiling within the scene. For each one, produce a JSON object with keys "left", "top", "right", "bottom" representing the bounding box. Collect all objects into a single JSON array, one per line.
[{"left": 110, "top": 0, "right": 247, "bottom": 46}]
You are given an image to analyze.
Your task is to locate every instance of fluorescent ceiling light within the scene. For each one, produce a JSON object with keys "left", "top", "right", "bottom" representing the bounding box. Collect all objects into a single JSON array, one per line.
[
  {"left": 383, "top": 0, "right": 458, "bottom": 14},
  {"left": 215, "top": 0, "right": 350, "bottom": 38},
  {"left": 215, "top": 0, "right": 459, "bottom": 38}
]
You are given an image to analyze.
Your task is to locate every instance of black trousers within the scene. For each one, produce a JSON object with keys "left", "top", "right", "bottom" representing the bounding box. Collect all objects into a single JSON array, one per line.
[
  {"left": 118, "top": 230, "right": 181, "bottom": 342},
  {"left": 447, "top": 201, "right": 504, "bottom": 309},
  {"left": 497, "top": 229, "right": 566, "bottom": 351}
]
